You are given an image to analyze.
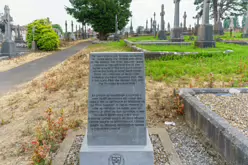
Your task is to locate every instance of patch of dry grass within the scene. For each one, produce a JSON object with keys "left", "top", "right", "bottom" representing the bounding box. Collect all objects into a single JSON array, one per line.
[{"left": 0, "top": 42, "right": 178, "bottom": 164}]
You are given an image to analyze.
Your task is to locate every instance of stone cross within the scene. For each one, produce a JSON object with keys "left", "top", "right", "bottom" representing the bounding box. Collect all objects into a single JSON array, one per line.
[
  {"left": 153, "top": 12, "right": 156, "bottom": 22},
  {"left": 196, "top": 13, "right": 200, "bottom": 25},
  {"left": 180, "top": 22, "right": 183, "bottom": 28},
  {"left": 150, "top": 18, "right": 153, "bottom": 32},
  {"left": 173, "top": 0, "right": 181, "bottom": 28},
  {"left": 153, "top": 19, "right": 157, "bottom": 36},
  {"left": 71, "top": 21, "right": 74, "bottom": 32},
  {"left": 160, "top": 4, "right": 165, "bottom": 31},
  {"left": 202, "top": 0, "right": 210, "bottom": 24},
  {"left": 146, "top": 19, "right": 148, "bottom": 30},
  {"left": 65, "top": 20, "right": 67, "bottom": 33},
  {"left": 2, "top": 5, "right": 13, "bottom": 41},
  {"left": 183, "top": 11, "right": 187, "bottom": 29},
  {"left": 167, "top": 22, "right": 170, "bottom": 32}
]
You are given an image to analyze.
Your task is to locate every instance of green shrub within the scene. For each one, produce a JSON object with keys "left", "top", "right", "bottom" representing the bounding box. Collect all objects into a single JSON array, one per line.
[{"left": 27, "top": 18, "right": 60, "bottom": 51}]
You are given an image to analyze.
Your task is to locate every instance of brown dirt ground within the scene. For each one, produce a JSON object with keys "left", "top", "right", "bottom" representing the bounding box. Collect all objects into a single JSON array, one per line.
[
  {"left": 0, "top": 44, "right": 179, "bottom": 165},
  {"left": 0, "top": 39, "right": 92, "bottom": 72}
]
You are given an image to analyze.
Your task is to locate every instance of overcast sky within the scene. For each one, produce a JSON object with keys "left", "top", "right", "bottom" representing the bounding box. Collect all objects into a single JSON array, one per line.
[{"left": 0, "top": 0, "right": 211, "bottom": 31}]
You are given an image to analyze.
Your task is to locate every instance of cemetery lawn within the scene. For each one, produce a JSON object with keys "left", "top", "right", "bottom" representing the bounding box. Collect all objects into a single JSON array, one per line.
[
  {"left": 0, "top": 41, "right": 175, "bottom": 164},
  {"left": 0, "top": 39, "right": 90, "bottom": 72},
  {"left": 145, "top": 42, "right": 248, "bottom": 86},
  {"left": 128, "top": 36, "right": 160, "bottom": 42}
]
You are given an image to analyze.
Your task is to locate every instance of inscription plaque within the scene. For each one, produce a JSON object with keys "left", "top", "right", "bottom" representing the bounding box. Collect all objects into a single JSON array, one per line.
[{"left": 87, "top": 52, "right": 147, "bottom": 146}]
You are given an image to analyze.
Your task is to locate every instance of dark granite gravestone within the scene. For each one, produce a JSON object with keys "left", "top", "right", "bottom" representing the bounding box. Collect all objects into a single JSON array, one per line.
[
  {"left": 80, "top": 52, "right": 154, "bottom": 165},
  {"left": 195, "top": 0, "right": 216, "bottom": 48}
]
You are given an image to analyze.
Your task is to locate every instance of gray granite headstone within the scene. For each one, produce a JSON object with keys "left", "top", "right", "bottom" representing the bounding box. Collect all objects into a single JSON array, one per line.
[
  {"left": 195, "top": 0, "right": 216, "bottom": 48},
  {"left": 0, "top": 5, "right": 16, "bottom": 57},
  {"left": 130, "top": 19, "right": 134, "bottom": 34},
  {"left": 80, "top": 52, "right": 154, "bottom": 165},
  {"left": 158, "top": 4, "right": 167, "bottom": 40},
  {"left": 150, "top": 18, "right": 153, "bottom": 33},
  {"left": 171, "top": 0, "right": 184, "bottom": 42},
  {"left": 183, "top": 11, "right": 187, "bottom": 31},
  {"left": 214, "top": 8, "right": 224, "bottom": 35}
]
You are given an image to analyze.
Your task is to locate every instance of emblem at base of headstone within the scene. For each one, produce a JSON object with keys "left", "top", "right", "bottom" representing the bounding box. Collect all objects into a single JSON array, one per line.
[{"left": 108, "top": 154, "right": 125, "bottom": 165}]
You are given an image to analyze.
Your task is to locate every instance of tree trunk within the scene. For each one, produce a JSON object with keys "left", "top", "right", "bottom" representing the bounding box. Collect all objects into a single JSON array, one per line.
[
  {"left": 99, "top": 32, "right": 108, "bottom": 40},
  {"left": 213, "top": 0, "right": 218, "bottom": 24}
]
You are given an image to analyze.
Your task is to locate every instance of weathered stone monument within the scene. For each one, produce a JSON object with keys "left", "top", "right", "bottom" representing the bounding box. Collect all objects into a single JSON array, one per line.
[
  {"left": 229, "top": 17, "right": 234, "bottom": 37},
  {"left": 167, "top": 22, "right": 171, "bottom": 32},
  {"left": 183, "top": 11, "right": 187, "bottom": 31},
  {"left": 158, "top": 4, "right": 166, "bottom": 40},
  {"left": 214, "top": 8, "right": 224, "bottom": 35},
  {"left": 194, "top": 13, "right": 200, "bottom": 35},
  {"left": 150, "top": 18, "right": 153, "bottom": 33},
  {"left": 0, "top": 29, "right": 3, "bottom": 43},
  {"left": 80, "top": 52, "right": 154, "bottom": 165},
  {"left": 195, "top": 0, "right": 216, "bottom": 48},
  {"left": 130, "top": 19, "right": 134, "bottom": 35},
  {"left": 171, "top": 0, "right": 184, "bottom": 42},
  {"left": 75, "top": 25, "right": 78, "bottom": 40},
  {"left": 15, "top": 25, "right": 25, "bottom": 43},
  {"left": 145, "top": 19, "right": 148, "bottom": 31},
  {"left": 153, "top": 12, "right": 157, "bottom": 37},
  {"left": 65, "top": 20, "right": 68, "bottom": 40},
  {"left": 243, "top": 4, "right": 248, "bottom": 38},
  {"left": 31, "top": 26, "right": 37, "bottom": 51},
  {"left": 114, "top": 14, "right": 120, "bottom": 41},
  {"left": 0, "top": 5, "right": 16, "bottom": 57}
]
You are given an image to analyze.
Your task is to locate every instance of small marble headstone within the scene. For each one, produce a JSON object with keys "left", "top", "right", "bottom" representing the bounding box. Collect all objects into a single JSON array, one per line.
[{"left": 80, "top": 52, "right": 154, "bottom": 165}]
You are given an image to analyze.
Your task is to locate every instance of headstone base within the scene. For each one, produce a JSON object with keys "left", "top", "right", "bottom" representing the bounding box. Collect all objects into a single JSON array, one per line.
[
  {"left": 158, "top": 30, "right": 167, "bottom": 40},
  {"left": 0, "top": 40, "right": 16, "bottom": 57},
  {"left": 194, "top": 25, "right": 200, "bottom": 36},
  {"left": 196, "top": 24, "right": 216, "bottom": 48},
  {"left": 80, "top": 130, "right": 154, "bottom": 165},
  {"left": 171, "top": 27, "right": 184, "bottom": 42},
  {"left": 242, "top": 33, "right": 248, "bottom": 38},
  {"left": 195, "top": 41, "right": 216, "bottom": 48}
]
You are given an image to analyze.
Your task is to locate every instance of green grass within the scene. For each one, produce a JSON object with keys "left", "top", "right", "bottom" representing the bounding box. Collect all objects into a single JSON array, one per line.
[
  {"left": 145, "top": 42, "right": 248, "bottom": 85},
  {"left": 128, "top": 36, "right": 159, "bottom": 42},
  {"left": 138, "top": 42, "right": 234, "bottom": 52},
  {"left": 215, "top": 32, "right": 248, "bottom": 41}
]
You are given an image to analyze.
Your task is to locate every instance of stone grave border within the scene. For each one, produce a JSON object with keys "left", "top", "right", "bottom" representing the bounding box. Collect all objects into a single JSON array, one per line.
[
  {"left": 52, "top": 128, "right": 183, "bottom": 165},
  {"left": 179, "top": 88, "right": 248, "bottom": 165},
  {"left": 221, "top": 40, "right": 248, "bottom": 45},
  {"left": 124, "top": 39, "right": 230, "bottom": 60}
]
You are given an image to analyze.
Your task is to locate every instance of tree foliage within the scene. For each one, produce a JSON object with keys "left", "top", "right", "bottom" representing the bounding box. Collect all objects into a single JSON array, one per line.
[
  {"left": 27, "top": 18, "right": 60, "bottom": 51},
  {"left": 52, "top": 24, "right": 63, "bottom": 34},
  {"left": 194, "top": 0, "right": 248, "bottom": 21},
  {"left": 223, "top": 16, "right": 240, "bottom": 29},
  {"left": 65, "top": 0, "right": 132, "bottom": 40}
]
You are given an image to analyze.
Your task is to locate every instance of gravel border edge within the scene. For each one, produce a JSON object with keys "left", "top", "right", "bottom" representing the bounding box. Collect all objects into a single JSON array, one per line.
[{"left": 179, "top": 88, "right": 248, "bottom": 165}]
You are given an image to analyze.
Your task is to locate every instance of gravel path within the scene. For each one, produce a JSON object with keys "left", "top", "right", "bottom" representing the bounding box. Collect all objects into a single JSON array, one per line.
[
  {"left": 64, "top": 135, "right": 170, "bottom": 165},
  {"left": 166, "top": 118, "right": 226, "bottom": 165},
  {"left": 197, "top": 93, "right": 248, "bottom": 137}
]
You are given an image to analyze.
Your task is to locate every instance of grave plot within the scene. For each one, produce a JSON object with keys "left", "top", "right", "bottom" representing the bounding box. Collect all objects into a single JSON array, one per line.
[{"left": 180, "top": 88, "right": 248, "bottom": 165}]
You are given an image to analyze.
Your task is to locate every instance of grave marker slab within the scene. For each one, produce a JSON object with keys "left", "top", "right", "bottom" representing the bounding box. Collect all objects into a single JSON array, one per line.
[{"left": 80, "top": 52, "right": 154, "bottom": 165}]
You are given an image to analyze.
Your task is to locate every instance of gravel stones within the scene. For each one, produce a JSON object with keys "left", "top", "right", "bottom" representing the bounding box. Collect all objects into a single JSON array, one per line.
[
  {"left": 64, "top": 134, "right": 170, "bottom": 165},
  {"left": 166, "top": 118, "right": 225, "bottom": 165},
  {"left": 197, "top": 93, "right": 248, "bottom": 137}
]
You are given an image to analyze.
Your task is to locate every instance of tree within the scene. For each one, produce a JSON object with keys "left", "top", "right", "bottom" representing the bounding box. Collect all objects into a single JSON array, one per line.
[
  {"left": 65, "top": 0, "right": 132, "bottom": 40},
  {"left": 26, "top": 18, "right": 60, "bottom": 51},
  {"left": 194, "top": 0, "right": 248, "bottom": 21},
  {"left": 52, "top": 24, "right": 63, "bottom": 34}
]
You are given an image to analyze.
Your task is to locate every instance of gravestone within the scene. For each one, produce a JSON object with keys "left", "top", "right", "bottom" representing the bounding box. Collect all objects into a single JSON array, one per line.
[
  {"left": 114, "top": 15, "right": 120, "bottom": 41},
  {"left": 183, "top": 11, "right": 187, "bottom": 31},
  {"left": 150, "top": 18, "right": 153, "bottom": 33},
  {"left": 195, "top": 0, "right": 216, "bottom": 48},
  {"left": 130, "top": 19, "right": 134, "bottom": 35},
  {"left": 158, "top": 4, "right": 167, "bottom": 40},
  {"left": 80, "top": 52, "right": 154, "bottom": 165},
  {"left": 31, "top": 26, "right": 38, "bottom": 51},
  {"left": 76, "top": 25, "right": 78, "bottom": 40},
  {"left": 171, "top": 0, "right": 184, "bottom": 42},
  {"left": 214, "top": 8, "right": 224, "bottom": 35},
  {"left": 0, "top": 5, "right": 16, "bottom": 57},
  {"left": 153, "top": 12, "right": 157, "bottom": 37},
  {"left": 65, "top": 20, "right": 68, "bottom": 41},
  {"left": 146, "top": 19, "right": 148, "bottom": 31},
  {"left": 15, "top": 25, "right": 25, "bottom": 44},
  {"left": 167, "top": 22, "right": 171, "bottom": 32},
  {"left": 0, "top": 29, "right": 3, "bottom": 43},
  {"left": 194, "top": 13, "right": 200, "bottom": 35},
  {"left": 243, "top": 4, "right": 248, "bottom": 38}
]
